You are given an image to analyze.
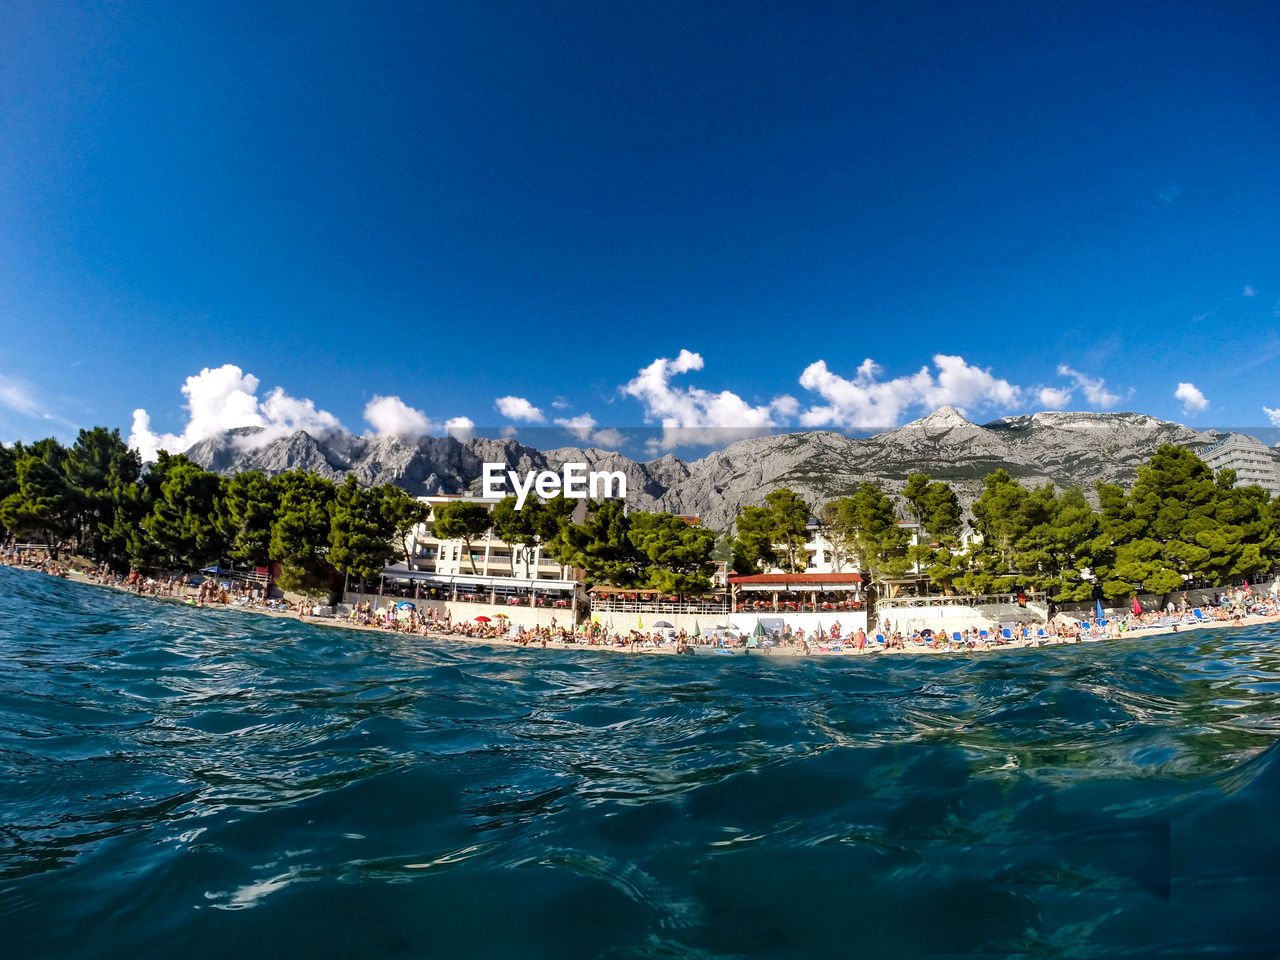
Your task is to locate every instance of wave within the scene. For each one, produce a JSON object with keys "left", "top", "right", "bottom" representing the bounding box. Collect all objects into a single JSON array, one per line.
[{"left": 2, "top": 565, "right": 1279, "bottom": 957}]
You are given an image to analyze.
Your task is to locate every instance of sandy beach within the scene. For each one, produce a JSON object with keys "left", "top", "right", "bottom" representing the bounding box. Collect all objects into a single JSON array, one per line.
[{"left": 13, "top": 561, "right": 1273, "bottom": 659}]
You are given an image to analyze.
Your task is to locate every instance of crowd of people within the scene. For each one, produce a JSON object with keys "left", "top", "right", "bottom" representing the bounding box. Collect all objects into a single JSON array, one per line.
[
  {"left": 3, "top": 546, "right": 70, "bottom": 578},
  {"left": 5, "top": 543, "right": 1279, "bottom": 657}
]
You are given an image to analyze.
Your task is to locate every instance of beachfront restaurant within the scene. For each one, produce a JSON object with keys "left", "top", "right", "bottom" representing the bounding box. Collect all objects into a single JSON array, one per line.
[
  {"left": 586, "top": 585, "right": 730, "bottom": 634},
  {"left": 726, "top": 572, "right": 868, "bottom": 636},
  {"left": 367, "top": 569, "right": 582, "bottom": 628}
]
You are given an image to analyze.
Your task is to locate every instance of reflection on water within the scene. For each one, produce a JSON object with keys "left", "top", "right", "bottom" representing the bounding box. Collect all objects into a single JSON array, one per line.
[{"left": 1, "top": 565, "right": 1279, "bottom": 958}]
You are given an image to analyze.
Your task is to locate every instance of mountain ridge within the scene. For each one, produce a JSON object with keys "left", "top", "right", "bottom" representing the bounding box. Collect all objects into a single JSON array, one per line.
[{"left": 181, "top": 409, "right": 1262, "bottom": 530}]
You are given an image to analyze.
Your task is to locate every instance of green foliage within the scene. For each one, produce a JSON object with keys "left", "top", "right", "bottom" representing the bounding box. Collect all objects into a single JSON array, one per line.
[
  {"left": 270, "top": 470, "right": 337, "bottom": 595},
  {"left": 902, "top": 473, "right": 931, "bottom": 523},
  {"left": 106, "top": 476, "right": 162, "bottom": 572},
  {"left": 64, "top": 427, "right": 141, "bottom": 560},
  {"left": 730, "top": 504, "right": 777, "bottom": 574},
  {"left": 920, "top": 481, "right": 962, "bottom": 543},
  {"left": 217, "top": 470, "right": 279, "bottom": 568},
  {"left": 2, "top": 424, "right": 1277, "bottom": 608},
  {"left": 764, "top": 489, "right": 811, "bottom": 573},
  {"left": 730, "top": 488, "right": 811, "bottom": 574},
  {"left": 0, "top": 443, "right": 17, "bottom": 512},
  {"left": 328, "top": 475, "right": 398, "bottom": 582},
  {"left": 380, "top": 486, "right": 432, "bottom": 568},
  {"left": 627, "top": 512, "right": 716, "bottom": 595},
  {"left": 432, "top": 500, "right": 493, "bottom": 575},
  {"left": 833, "top": 483, "right": 911, "bottom": 583},
  {"left": 0, "top": 440, "right": 74, "bottom": 550},
  {"left": 818, "top": 500, "right": 855, "bottom": 572},
  {"left": 556, "top": 499, "right": 646, "bottom": 586},
  {"left": 490, "top": 495, "right": 538, "bottom": 575},
  {"left": 532, "top": 495, "right": 578, "bottom": 566},
  {"left": 950, "top": 444, "right": 1277, "bottom": 601},
  {"left": 140, "top": 453, "right": 228, "bottom": 568}
]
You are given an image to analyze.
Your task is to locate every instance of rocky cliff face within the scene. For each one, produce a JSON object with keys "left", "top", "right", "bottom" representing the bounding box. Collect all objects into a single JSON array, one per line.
[{"left": 183, "top": 407, "right": 1236, "bottom": 530}]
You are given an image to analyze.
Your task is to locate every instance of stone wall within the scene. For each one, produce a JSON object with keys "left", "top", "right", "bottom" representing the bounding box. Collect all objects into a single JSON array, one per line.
[{"left": 342, "top": 593, "right": 575, "bottom": 631}]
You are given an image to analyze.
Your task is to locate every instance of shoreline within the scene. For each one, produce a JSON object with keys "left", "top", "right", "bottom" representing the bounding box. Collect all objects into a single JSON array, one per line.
[{"left": 10, "top": 561, "right": 1278, "bottom": 659}]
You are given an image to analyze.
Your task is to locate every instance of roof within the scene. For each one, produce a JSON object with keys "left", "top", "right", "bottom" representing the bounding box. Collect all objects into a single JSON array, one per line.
[{"left": 728, "top": 573, "right": 862, "bottom": 586}]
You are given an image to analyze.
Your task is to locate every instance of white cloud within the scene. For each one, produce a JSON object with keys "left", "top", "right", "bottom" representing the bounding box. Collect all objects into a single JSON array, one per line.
[
  {"left": 500, "top": 425, "right": 519, "bottom": 438},
  {"left": 261, "top": 386, "right": 344, "bottom": 435},
  {"left": 1263, "top": 406, "right": 1280, "bottom": 427},
  {"left": 623, "top": 349, "right": 796, "bottom": 449},
  {"left": 1175, "top": 382, "right": 1208, "bottom": 415},
  {"left": 364, "top": 395, "right": 433, "bottom": 437},
  {"left": 444, "top": 416, "right": 474, "bottom": 440},
  {"left": 0, "top": 375, "right": 46, "bottom": 419},
  {"left": 551, "top": 398, "right": 570, "bottom": 410},
  {"left": 555, "top": 414, "right": 597, "bottom": 442},
  {"left": 592, "top": 428, "right": 626, "bottom": 449},
  {"left": 552, "top": 413, "right": 625, "bottom": 450},
  {"left": 1244, "top": 285, "right": 1257, "bottom": 297},
  {"left": 128, "top": 364, "right": 346, "bottom": 462},
  {"left": 1038, "top": 386, "right": 1074, "bottom": 409},
  {"left": 494, "top": 395, "right": 545, "bottom": 422},
  {"left": 924, "top": 355, "right": 1021, "bottom": 410},
  {"left": 798, "top": 355, "right": 1022, "bottom": 429},
  {"left": 1056, "top": 365, "right": 1122, "bottom": 409}
]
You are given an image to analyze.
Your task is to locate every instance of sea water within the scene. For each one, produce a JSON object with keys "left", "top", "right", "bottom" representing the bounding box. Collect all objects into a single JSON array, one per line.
[{"left": 2, "top": 564, "right": 1279, "bottom": 959}]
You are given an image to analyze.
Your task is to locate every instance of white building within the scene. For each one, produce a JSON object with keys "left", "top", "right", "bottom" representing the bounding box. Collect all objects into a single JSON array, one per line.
[
  {"left": 368, "top": 495, "right": 587, "bottom": 626},
  {"left": 404, "top": 494, "right": 582, "bottom": 582},
  {"left": 1201, "top": 435, "right": 1280, "bottom": 496}
]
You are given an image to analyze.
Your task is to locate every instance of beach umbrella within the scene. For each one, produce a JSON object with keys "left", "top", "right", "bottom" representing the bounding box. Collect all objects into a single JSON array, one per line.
[
  {"left": 693, "top": 622, "right": 701, "bottom": 637},
  {"left": 1095, "top": 598, "right": 1104, "bottom": 620},
  {"left": 752, "top": 621, "right": 766, "bottom": 637},
  {"left": 652, "top": 620, "right": 674, "bottom": 628},
  {"left": 1132, "top": 595, "right": 1142, "bottom": 615},
  {"left": 396, "top": 601, "right": 415, "bottom": 610},
  {"left": 474, "top": 615, "right": 491, "bottom": 623},
  {"left": 494, "top": 612, "right": 509, "bottom": 618}
]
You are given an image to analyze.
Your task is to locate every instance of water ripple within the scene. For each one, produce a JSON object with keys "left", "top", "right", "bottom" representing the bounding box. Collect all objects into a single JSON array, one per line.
[{"left": 1, "top": 566, "right": 1279, "bottom": 958}]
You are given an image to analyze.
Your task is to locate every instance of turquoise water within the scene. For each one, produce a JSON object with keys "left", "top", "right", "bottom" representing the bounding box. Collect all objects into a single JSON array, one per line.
[{"left": 2, "top": 566, "right": 1279, "bottom": 958}]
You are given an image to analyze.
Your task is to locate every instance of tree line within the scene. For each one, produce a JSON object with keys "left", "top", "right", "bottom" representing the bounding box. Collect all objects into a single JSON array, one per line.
[
  {"left": 0, "top": 429, "right": 431, "bottom": 595},
  {"left": 727, "top": 445, "right": 1280, "bottom": 602},
  {"left": 5, "top": 432, "right": 1276, "bottom": 604},
  {"left": 0, "top": 428, "right": 722, "bottom": 597}
]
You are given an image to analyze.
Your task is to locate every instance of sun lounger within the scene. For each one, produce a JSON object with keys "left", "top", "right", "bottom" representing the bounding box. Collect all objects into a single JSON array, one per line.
[
  {"left": 1001, "top": 628, "right": 1013, "bottom": 641},
  {"left": 952, "top": 632, "right": 962, "bottom": 643}
]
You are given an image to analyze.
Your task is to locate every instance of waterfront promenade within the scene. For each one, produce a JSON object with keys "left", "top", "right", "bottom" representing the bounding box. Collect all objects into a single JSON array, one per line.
[{"left": 5, "top": 549, "right": 1278, "bottom": 659}]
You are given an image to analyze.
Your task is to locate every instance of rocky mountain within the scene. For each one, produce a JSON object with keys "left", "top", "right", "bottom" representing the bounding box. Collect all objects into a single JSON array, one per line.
[{"left": 184, "top": 407, "right": 1251, "bottom": 531}]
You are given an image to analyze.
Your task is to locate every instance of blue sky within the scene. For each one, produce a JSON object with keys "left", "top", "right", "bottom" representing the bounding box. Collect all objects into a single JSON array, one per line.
[{"left": 2, "top": 1, "right": 1279, "bottom": 456}]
